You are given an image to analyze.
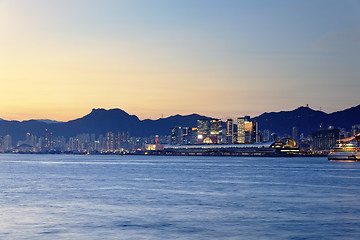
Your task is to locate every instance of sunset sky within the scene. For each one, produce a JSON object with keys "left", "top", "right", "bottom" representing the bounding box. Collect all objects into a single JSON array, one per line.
[{"left": 1, "top": 0, "right": 359, "bottom": 121}]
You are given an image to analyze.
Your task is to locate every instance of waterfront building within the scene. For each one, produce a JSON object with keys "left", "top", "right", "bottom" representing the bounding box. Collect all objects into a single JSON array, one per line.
[
  {"left": 106, "top": 132, "right": 115, "bottom": 151},
  {"left": 226, "top": 119, "right": 234, "bottom": 144},
  {"left": 3, "top": 134, "right": 12, "bottom": 151},
  {"left": 171, "top": 126, "right": 183, "bottom": 145},
  {"left": 197, "top": 119, "right": 211, "bottom": 134},
  {"left": 210, "top": 119, "right": 222, "bottom": 144},
  {"left": 44, "top": 129, "right": 55, "bottom": 150},
  {"left": 233, "top": 124, "right": 238, "bottom": 143},
  {"left": 237, "top": 116, "right": 247, "bottom": 143},
  {"left": 262, "top": 129, "right": 271, "bottom": 142},
  {"left": 237, "top": 116, "right": 258, "bottom": 144},
  {"left": 182, "top": 127, "right": 190, "bottom": 144},
  {"left": 245, "top": 120, "right": 258, "bottom": 143},
  {"left": 145, "top": 143, "right": 165, "bottom": 151},
  {"left": 183, "top": 127, "right": 197, "bottom": 145},
  {"left": 197, "top": 119, "right": 222, "bottom": 144},
  {"left": 292, "top": 127, "right": 298, "bottom": 141},
  {"left": 312, "top": 127, "right": 340, "bottom": 150},
  {"left": 164, "top": 138, "right": 299, "bottom": 157},
  {"left": 197, "top": 119, "right": 210, "bottom": 143}
]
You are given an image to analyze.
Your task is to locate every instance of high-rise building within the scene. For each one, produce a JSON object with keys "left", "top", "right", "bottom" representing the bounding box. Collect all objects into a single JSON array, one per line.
[
  {"left": 237, "top": 116, "right": 249, "bottom": 143},
  {"left": 197, "top": 119, "right": 211, "bottom": 144},
  {"left": 0, "top": 135, "right": 3, "bottom": 152},
  {"left": 106, "top": 132, "right": 115, "bottom": 151},
  {"left": 226, "top": 119, "right": 234, "bottom": 143},
  {"left": 312, "top": 127, "right": 339, "bottom": 150},
  {"left": 44, "top": 129, "right": 50, "bottom": 149},
  {"left": 262, "top": 129, "right": 271, "bottom": 142},
  {"left": 233, "top": 124, "right": 238, "bottom": 143},
  {"left": 210, "top": 119, "right": 221, "bottom": 135},
  {"left": 197, "top": 119, "right": 210, "bottom": 135},
  {"left": 237, "top": 117, "right": 245, "bottom": 143},
  {"left": 182, "top": 127, "right": 197, "bottom": 145},
  {"left": 237, "top": 116, "right": 258, "bottom": 143},
  {"left": 253, "top": 121, "right": 259, "bottom": 143},
  {"left": 210, "top": 119, "right": 222, "bottom": 143},
  {"left": 171, "top": 126, "right": 183, "bottom": 145},
  {"left": 197, "top": 119, "right": 222, "bottom": 144},
  {"left": 292, "top": 127, "right": 298, "bottom": 141},
  {"left": 3, "top": 134, "right": 12, "bottom": 151},
  {"left": 245, "top": 120, "right": 258, "bottom": 143}
]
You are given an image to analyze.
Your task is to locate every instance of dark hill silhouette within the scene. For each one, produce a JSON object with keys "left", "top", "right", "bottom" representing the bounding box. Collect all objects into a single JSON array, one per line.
[
  {"left": 253, "top": 106, "right": 327, "bottom": 136},
  {"left": 0, "top": 109, "right": 212, "bottom": 142},
  {"left": 0, "top": 120, "right": 49, "bottom": 143},
  {"left": 141, "top": 114, "right": 212, "bottom": 136},
  {"left": 55, "top": 109, "right": 210, "bottom": 137},
  {"left": 253, "top": 105, "right": 360, "bottom": 136},
  {"left": 327, "top": 105, "right": 360, "bottom": 130},
  {"left": 54, "top": 108, "right": 141, "bottom": 137},
  {"left": 0, "top": 105, "right": 359, "bottom": 142}
]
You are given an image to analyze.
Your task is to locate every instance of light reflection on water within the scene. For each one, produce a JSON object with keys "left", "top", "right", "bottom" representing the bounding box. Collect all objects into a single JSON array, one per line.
[{"left": 0, "top": 154, "right": 360, "bottom": 239}]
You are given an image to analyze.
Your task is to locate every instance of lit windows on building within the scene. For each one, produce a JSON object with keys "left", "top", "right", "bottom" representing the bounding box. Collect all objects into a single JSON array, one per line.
[
  {"left": 226, "top": 119, "right": 234, "bottom": 143},
  {"left": 237, "top": 116, "right": 258, "bottom": 144},
  {"left": 197, "top": 119, "right": 222, "bottom": 144}
]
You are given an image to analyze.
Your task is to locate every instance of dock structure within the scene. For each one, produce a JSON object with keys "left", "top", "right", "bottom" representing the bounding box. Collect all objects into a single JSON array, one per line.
[{"left": 145, "top": 138, "right": 300, "bottom": 157}]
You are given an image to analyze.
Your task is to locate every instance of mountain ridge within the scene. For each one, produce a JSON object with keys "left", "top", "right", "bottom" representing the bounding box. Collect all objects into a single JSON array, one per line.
[
  {"left": 0, "top": 105, "right": 358, "bottom": 142},
  {"left": 253, "top": 105, "right": 360, "bottom": 136}
]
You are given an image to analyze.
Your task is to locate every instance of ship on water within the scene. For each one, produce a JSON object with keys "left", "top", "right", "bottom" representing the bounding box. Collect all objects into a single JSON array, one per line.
[{"left": 328, "top": 134, "right": 360, "bottom": 161}]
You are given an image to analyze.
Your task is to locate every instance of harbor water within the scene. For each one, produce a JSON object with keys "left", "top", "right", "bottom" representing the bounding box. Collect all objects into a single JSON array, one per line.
[{"left": 0, "top": 154, "right": 359, "bottom": 239}]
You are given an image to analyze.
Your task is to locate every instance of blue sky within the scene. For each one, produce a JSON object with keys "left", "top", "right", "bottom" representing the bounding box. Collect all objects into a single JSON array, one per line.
[{"left": 0, "top": 0, "right": 359, "bottom": 120}]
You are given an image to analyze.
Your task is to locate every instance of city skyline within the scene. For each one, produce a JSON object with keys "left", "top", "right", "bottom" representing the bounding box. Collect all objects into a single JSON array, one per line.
[{"left": 1, "top": 0, "right": 359, "bottom": 121}]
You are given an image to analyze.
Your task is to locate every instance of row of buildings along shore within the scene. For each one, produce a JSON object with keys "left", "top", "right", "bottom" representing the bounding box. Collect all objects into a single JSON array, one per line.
[
  {"left": 169, "top": 117, "right": 360, "bottom": 146},
  {"left": 0, "top": 116, "right": 359, "bottom": 155},
  {"left": 155, "top": 117, "right": 360, "bottom": 156},
  {"left": 170, "top": 117, "right": 259, "bottom": 146}
]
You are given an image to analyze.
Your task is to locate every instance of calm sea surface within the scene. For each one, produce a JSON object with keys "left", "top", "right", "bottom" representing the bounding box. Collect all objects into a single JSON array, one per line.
[{"left": 0, "top": 154, "right": 359, "bottom": 240}]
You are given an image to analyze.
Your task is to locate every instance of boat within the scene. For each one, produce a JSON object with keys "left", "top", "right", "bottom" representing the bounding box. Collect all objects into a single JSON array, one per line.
[{"left": 328, "top": 134, "right": 360, "bottom": 161}]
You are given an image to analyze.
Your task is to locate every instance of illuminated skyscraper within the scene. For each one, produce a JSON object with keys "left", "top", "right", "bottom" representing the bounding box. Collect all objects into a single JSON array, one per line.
[
  {"left": 106, "top": 132, "right": 115, "bottom": 151},
  {"left": 197, "top": 119, "right": 211, "bottom": 144},
  {"left": 197, "top": 119, "right": 211, "bottom": 135},
  {"left": 171, "top": 126, "right": 183, "bottom": 145},
  {"left": 237, "top": 116, "right": 249, "bottom": 143},
  {"left": 210, "top": 119, "right": 222, "bottom": 143},
  {"left": 245, "top": 120, "right": 258, "bottom": 143},
  {"left": 238, "top": 116, "right": 258, "bottom": 143},
  {"left": 197, "top": 119, "right": 222, "bottom": 144},
  {"left": 226, "top": 119, "right": 234, "bottom": 143},
  {"left": 182, "top": 127, "right": 197, "bottom": 145},
  {"left": 44, "top": 129, "right": 50, "bottom": 149},
  {"left": 210, "top": 119, "right": 222, "bottom": 135},
  {"left": 312, "top": 127, "right": 339, "bottom": 150}
]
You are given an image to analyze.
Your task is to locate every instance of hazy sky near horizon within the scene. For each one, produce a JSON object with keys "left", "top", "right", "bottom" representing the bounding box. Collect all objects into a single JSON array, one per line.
[{"left": 0, "top": 0, "right": 359, "bottom": 121}]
